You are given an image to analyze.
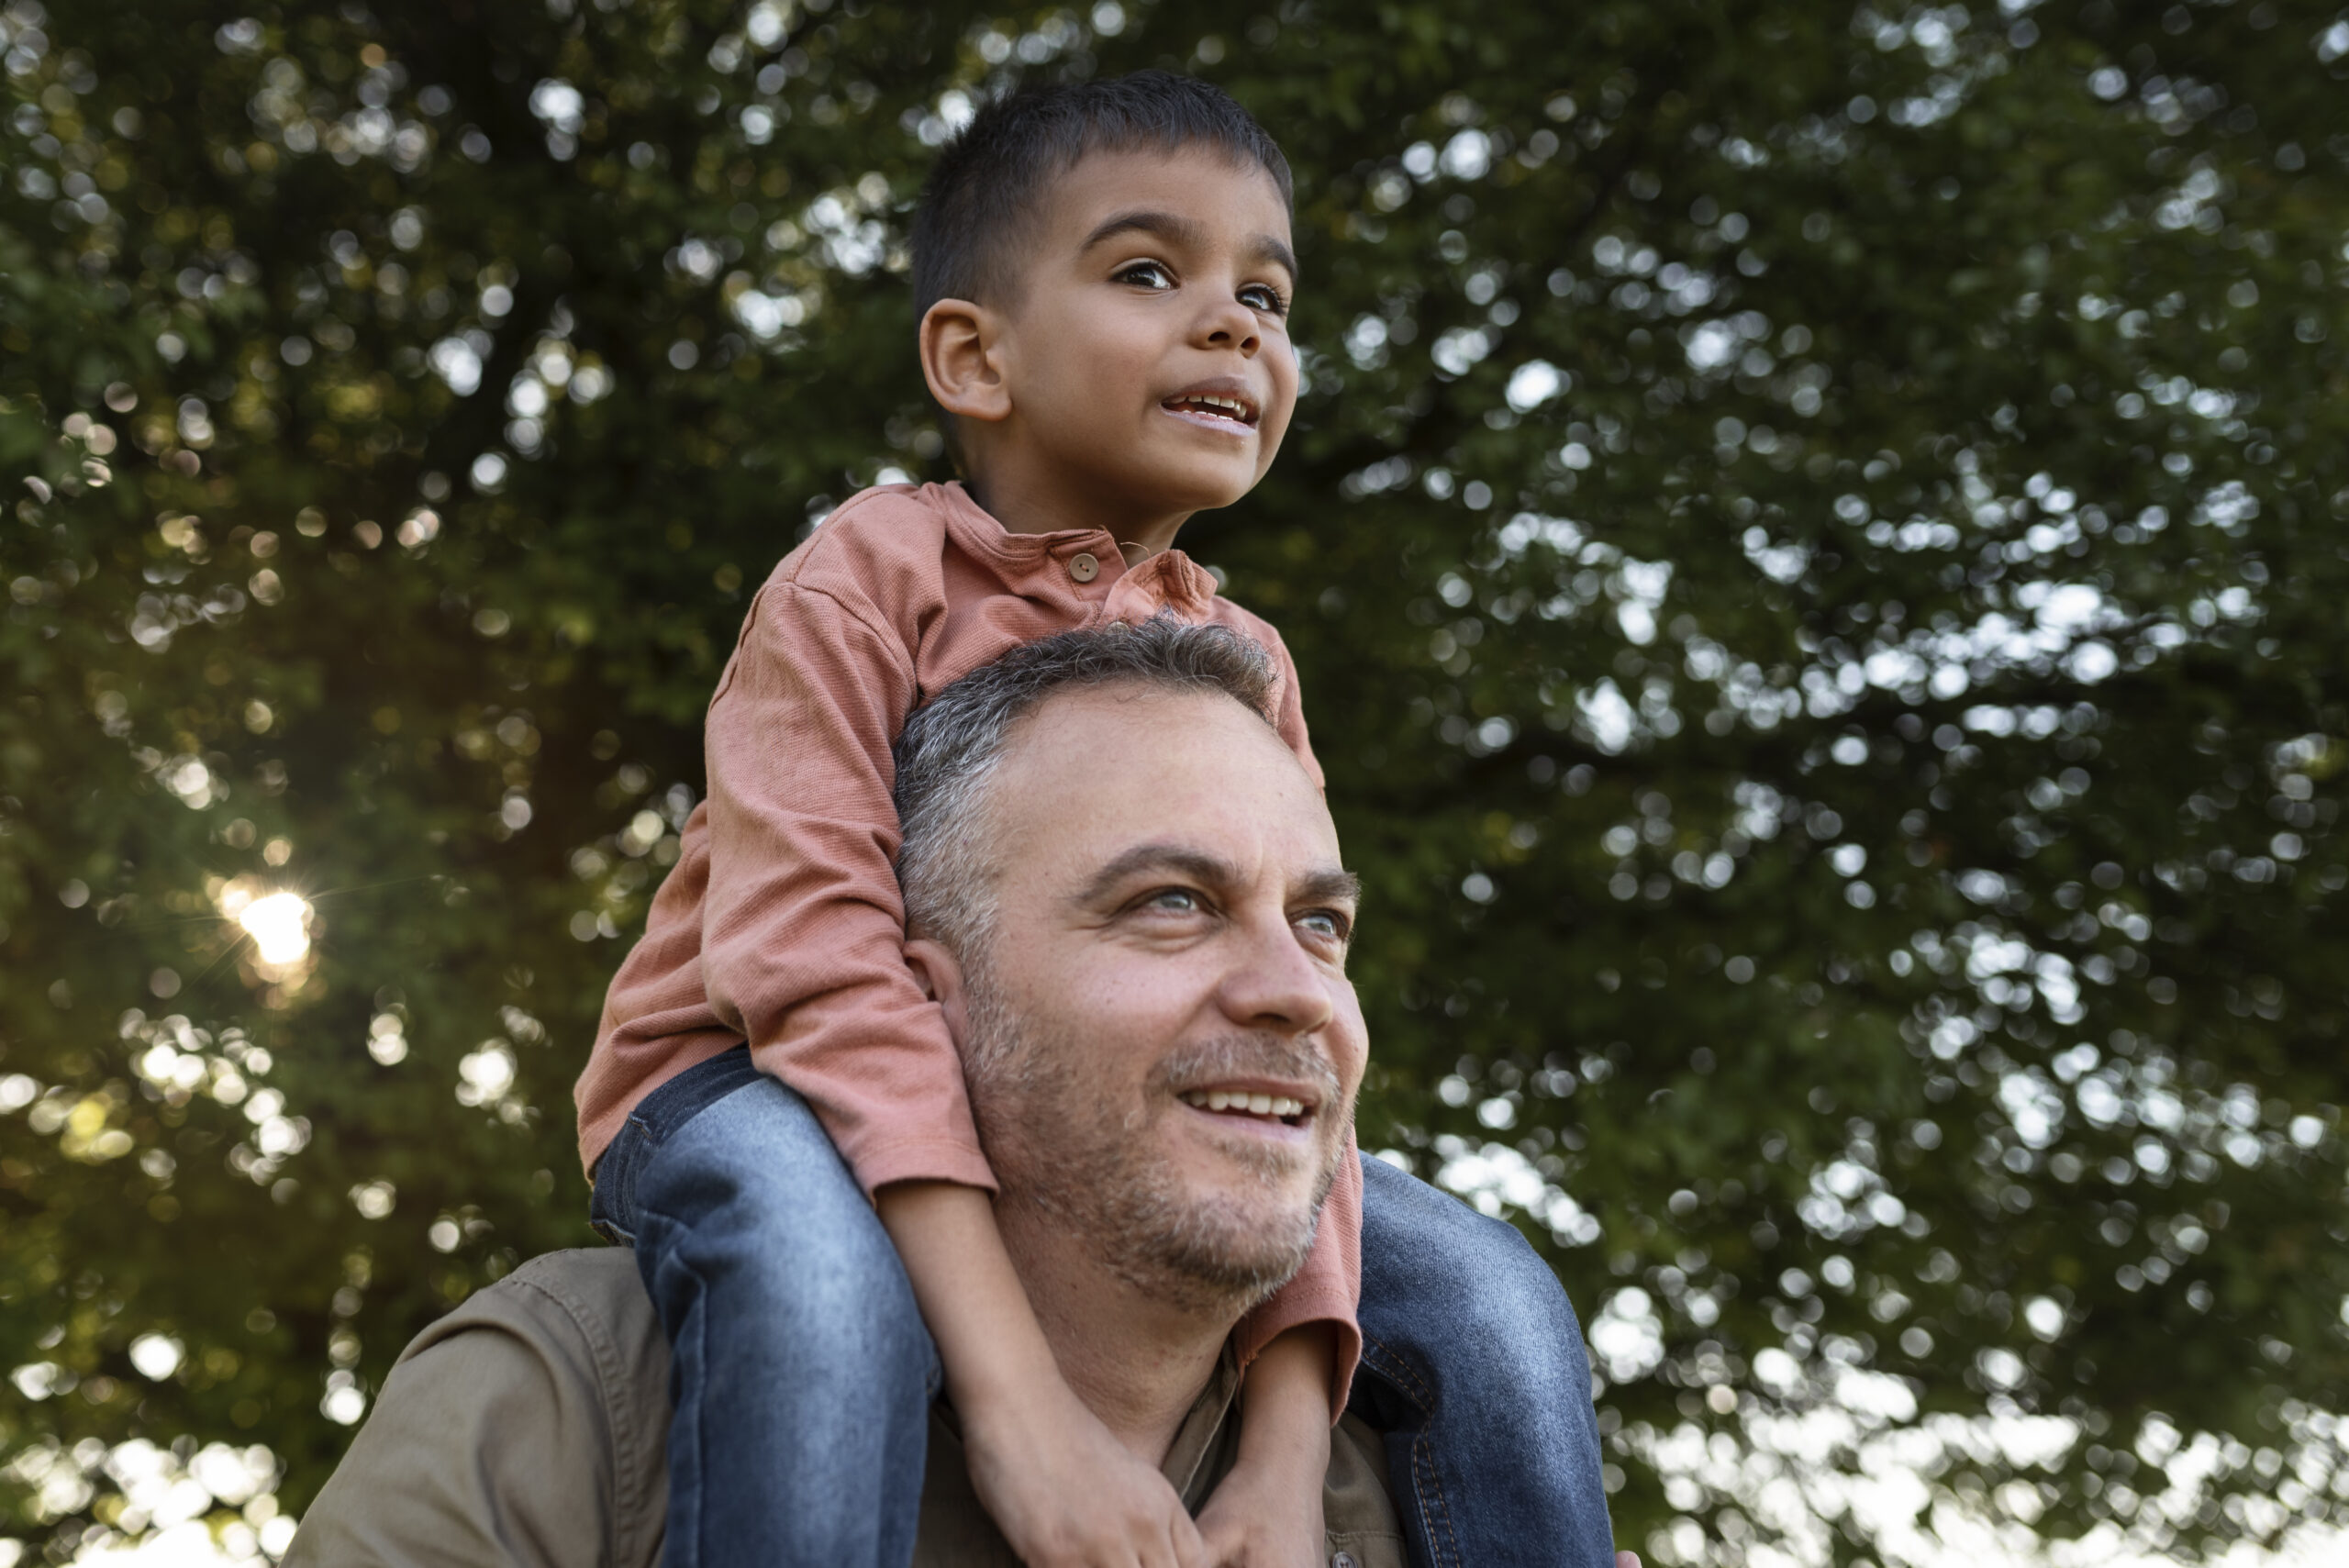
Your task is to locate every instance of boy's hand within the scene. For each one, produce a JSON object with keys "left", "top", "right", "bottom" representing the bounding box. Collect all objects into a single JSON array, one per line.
[
  {"left": 961, "top": 1380, "right": 1210, "bottom": 1568},
  {"left": 1195, "top": 1325, "right": 1333, "bottom": 1566},
  {"left": 877, "top": 1180, "right": 1208, "bottom": 1565},
  {"left": 1193, "top": 1440, "right": 1325, "bottom": 1567}
]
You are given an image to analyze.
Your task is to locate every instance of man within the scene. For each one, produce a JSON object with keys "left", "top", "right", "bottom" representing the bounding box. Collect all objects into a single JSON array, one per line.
[{"left": 289, "top": 621, "right": 1624, "bottom": 1567}]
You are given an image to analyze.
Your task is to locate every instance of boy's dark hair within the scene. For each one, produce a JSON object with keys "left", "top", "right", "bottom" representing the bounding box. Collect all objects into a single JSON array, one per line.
[{"left": 910, "top": 71, "right": 1293, "bottom": 322}]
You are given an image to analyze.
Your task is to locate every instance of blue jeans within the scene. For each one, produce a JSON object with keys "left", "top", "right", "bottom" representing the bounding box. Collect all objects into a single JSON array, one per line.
[
  {"left": 1351, "top": 1152, "right": 1617, "bottom": 1568},
  {"left": 590, "top": 1049, "right": 941, "bottom": 1568},
  {"left": 594, "top": 1047, "right": 1616, "bottom": 1567}
]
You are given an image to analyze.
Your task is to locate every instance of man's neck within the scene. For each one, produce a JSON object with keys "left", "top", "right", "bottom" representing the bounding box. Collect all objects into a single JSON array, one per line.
[{"left": 997, "top": 1209, "right": 1239, "bottom": 1464}]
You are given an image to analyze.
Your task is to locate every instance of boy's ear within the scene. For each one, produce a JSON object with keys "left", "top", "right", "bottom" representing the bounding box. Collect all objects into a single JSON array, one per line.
[
  {"left": 918, "top": 298, "right": 1013, "bottom": 426},
  {"left": 902, "top": 937, "right": 973, "bottom": 1043}
]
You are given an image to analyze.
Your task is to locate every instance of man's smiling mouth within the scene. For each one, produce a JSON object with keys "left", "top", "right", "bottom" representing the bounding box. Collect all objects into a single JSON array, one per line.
[{"left": 1177, "top": 1087, "right": 1307, "bottom": 1124}]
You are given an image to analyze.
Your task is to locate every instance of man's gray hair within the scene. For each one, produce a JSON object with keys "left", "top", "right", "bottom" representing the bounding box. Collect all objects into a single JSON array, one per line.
[{"left": 893, "top": 617, "right": 1280, "bottom": 958}]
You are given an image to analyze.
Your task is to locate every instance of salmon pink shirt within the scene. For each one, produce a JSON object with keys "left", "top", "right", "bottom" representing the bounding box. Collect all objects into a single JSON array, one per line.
[{"left": 573, "top": 482, "right": 1361, "bottom": 1391}]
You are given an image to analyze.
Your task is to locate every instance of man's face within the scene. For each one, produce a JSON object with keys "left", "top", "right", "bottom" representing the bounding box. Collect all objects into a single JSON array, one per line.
[
  {"left": 988, "top": 148, "right": 1300, "bottom": 521},
  {"left": 958, "top": 684, "right": 1363, "bottom": 1312}
]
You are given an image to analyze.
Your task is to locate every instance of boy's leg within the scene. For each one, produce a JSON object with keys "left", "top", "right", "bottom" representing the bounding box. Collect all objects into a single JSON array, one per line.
[
  {"left": 1346, "top": 1151, "right": 1617, "bottom": 1568},
  {"left": 590, "top": 1047, "right": 941, "bottom": 1568}
]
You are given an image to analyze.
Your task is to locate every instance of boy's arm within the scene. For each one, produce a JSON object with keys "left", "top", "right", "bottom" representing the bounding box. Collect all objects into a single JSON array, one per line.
[
  {"left": 697, "top": 573, "right": 995, "bottom": 1195},
  {"left": 879, "top": 1182, "right": 1210, "bottom": 1568},
  {"left": 1195, "top": 1324, "right": 1334, "bottom": 1568},
  {"left": 1233, "top": 1129, "right": 1363, "bottom": 1407},
  {"left": 1197, "top": 1139, "right": 1363, "bottom": 1565}
]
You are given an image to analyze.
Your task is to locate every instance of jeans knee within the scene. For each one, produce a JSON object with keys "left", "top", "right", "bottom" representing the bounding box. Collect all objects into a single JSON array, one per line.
[
  {"left": 640, "top": 1079, "right": 851, "bottom": 1219},
  {"left": 1456, "top": 1212, "right": 1577, "bottom": 1327},
  {"left": 1364, "top": 1162, "right": 1587, "bottom": 1348},
  {"left": 636, "top": 1084, "right": 921, "bottom": 1324}
]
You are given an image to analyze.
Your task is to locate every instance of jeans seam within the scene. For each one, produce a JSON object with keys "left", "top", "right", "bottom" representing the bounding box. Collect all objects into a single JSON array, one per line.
[
  {"left": 1413, "top": 1436, "right": 1464, "bottom": 1568},
  {"left": 595, "top": 1082, "right": 725, "bottom": 1242},
  {"left": 1362, "top": 1332, "right": 1437, "bottom": 1407},
  {"left": 672, "top": 1246, "right": 707, "bottom": 1568},
  {"left": 1363, "top": 1333, "right": 1462, "bottom": 1568}
]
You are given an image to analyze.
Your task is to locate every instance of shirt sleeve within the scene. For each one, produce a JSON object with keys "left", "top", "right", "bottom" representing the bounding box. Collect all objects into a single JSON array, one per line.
[
  {"left": 698, "top": 578, "right": 995, "bottom": 1195},
  {"left": 1232, "top": 1127, "right": 1364, "bottom": 1420},
  {"left": 1219, "top": 607, "right": 1322, "bottom": 789}
]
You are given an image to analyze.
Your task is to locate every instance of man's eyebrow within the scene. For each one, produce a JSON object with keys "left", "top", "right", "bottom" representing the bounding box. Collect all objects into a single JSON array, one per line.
[
  {"left": 1074, "top": 842, "right": 1241, "bottom": 906},
  {"left": 1079, "top": 209, "right": 1298, "bottom": 283},
  {"left": 1074, "top": 844, "right": 1360, "bottom": 914},
  {"left": 1294, "top": 868, "right": 1362, "bottom": 909}
]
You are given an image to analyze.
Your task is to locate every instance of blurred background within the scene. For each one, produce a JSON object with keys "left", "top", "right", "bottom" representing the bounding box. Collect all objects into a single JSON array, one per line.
[{"left": 2, "top": 1, "right": 2344, "bottom": 1563}]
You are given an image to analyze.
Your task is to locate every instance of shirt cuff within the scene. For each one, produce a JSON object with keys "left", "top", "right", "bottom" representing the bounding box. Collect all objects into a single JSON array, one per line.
[
  {"left": 1234, "top": 1290, "right": 1364, "bottom": 1425},
  {"left": 844, "top": 1136, "right": 998, "bottom": 1198}
]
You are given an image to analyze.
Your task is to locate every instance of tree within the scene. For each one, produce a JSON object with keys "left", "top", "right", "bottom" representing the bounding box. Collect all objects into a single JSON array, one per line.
[{"left": 2, "top": 1, "right": 2343, "bottom": 1562}]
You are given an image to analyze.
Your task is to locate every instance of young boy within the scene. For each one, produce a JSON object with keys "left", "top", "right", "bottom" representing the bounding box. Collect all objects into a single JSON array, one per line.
[{"left": 575, "top": 72, "right": 1616, "bottom": 1568}]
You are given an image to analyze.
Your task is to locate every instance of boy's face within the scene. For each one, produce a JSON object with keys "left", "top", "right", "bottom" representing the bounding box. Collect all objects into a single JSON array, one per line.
[{"left": 985, "top": 148, "right": 1299, "bottom": 524}]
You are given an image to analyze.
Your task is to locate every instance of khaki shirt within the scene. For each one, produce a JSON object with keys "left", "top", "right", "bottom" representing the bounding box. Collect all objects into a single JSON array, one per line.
[{"left": 286, "top": 1251, "right": 1407, "bottom": 1568}]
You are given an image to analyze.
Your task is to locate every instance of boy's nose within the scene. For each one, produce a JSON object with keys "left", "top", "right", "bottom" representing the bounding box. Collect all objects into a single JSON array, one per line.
[{"left": 1196, "top": 296, "right": 1262, "bottom": 355}]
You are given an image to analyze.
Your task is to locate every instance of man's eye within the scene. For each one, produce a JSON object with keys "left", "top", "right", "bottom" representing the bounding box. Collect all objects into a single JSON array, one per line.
[
  {"left": 1117, "top": 261, "right": 1174, "bottom": 290},
  {"left": 1241, "top": 284, "right": 1290, "bottom": 316},
  {"left": 1297, "top": 910, "right": 1350, "bottom": 942},
  {"left": 1143, "top": 888, "right": 1202, "bottom": 915}
]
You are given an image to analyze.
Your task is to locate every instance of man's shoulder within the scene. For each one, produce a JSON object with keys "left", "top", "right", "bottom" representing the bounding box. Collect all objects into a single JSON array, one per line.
[
  {"left": 396, "top": 1248, "right": 669, "bottom": 1437},
  {"left": 284, "top": 1251, "right": 671, "bottom": 1568},
  {"left": 442, "top": 1249, "right": 661, "bottom": 1351},
  {"left": 399, "top": 1249, "right": 670, "bottom": 1444}
]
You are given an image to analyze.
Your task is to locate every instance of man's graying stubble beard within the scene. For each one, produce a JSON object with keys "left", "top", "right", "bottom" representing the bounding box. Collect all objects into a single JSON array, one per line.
[{"left": 957, "top": 950, "right": 1348, "bottom": 1318}]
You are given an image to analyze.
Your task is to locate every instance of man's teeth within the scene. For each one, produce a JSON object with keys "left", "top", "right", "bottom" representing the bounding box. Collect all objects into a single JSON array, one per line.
[{"left": 1179, "top": 1089, "right": 1304, "bottom": 1118}]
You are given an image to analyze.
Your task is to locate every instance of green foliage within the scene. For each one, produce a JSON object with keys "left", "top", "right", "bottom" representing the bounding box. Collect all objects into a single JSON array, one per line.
[{"left": 2, "top": 0, "right": 2344, "bottom": 1561}]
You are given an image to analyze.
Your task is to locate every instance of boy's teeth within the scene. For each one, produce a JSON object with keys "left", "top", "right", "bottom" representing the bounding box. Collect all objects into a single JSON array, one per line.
[
  {"left": 1180, "top": 1089, "right": 1305, "bottom": 1118},
  {"left": 1173, "top": 395, "right": 1250, "bottom": 420}
]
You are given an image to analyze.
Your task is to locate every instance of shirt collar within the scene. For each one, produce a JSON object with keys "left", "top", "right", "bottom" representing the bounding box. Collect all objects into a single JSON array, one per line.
[{"left": 930, "top": 481, "right": 1221, "bottom": 621}]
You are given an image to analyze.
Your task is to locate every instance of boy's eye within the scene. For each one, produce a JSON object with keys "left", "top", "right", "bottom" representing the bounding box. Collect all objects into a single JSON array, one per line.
[
  {"left": 1116, "top": 261, "right": 1174, "bottom": 291},
  {"left": 1240, "top": 283, "right": 1290, "bottom": 317}
]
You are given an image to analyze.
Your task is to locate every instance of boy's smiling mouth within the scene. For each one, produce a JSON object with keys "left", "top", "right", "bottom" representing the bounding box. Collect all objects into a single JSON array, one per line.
[{"left": 1160, "top": 377, "right": 1261, "bottom": 436}]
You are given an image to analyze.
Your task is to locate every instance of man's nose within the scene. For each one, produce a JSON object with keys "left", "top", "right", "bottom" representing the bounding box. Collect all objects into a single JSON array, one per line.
[{"left": 1214, "top": 915, "right": 1335, "bottom": 1036}]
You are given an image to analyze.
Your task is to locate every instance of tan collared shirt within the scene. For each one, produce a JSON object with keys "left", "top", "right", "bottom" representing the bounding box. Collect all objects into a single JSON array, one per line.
[{"left": 284, "top": 1251, "right": 1407, "bottom": 1568}]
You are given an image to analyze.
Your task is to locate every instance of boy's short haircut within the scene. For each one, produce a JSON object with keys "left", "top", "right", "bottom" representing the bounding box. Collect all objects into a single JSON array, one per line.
[{"left": 910, "top": 70, "right": 1294, "bottom": 322}]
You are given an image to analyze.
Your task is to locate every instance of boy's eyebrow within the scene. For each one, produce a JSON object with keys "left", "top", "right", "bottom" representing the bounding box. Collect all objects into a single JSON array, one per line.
[
  {"left": 1080, "top": 208, "right": 1298, "bottom": 282},
  {"left": 1249, "top": 232, "right": 1301, "bottom": 284}
]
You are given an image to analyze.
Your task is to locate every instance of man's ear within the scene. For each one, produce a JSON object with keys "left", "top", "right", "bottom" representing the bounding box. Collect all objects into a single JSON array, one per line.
[
  {"left": 903, "top": 937, "right": 972, "bottom": 1044},
  {"left": 918, "top": 298, "right": 1014, "bottom": 426}
]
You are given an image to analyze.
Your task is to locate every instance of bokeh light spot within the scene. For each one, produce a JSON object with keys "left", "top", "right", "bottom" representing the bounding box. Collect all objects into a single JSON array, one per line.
[{"left": 236, "top": 892, "right": 313, "bottom": 965}]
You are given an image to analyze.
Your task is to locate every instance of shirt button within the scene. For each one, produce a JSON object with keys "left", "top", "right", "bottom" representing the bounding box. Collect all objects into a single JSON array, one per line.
[
  {"left": 1331, "top": 1553, "right": 1358, "bottom": 1568},
  {"left": 1068, "top": 551, "right": 1099, "bottom": 583}
]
